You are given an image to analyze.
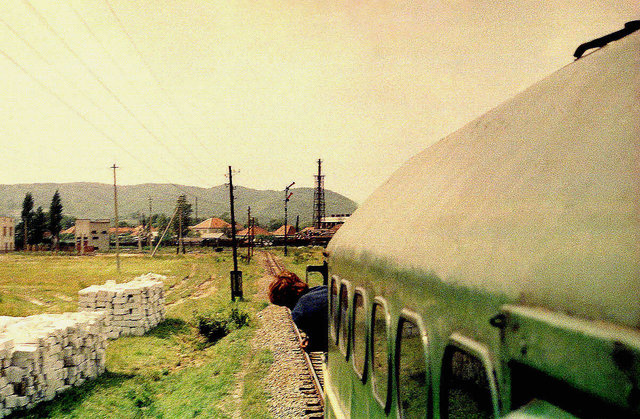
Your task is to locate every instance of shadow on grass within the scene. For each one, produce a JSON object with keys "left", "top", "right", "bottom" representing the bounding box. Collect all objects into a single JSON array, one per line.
[
  {"left": 146, "top": 317, "right": 190, "bottom": 339},
  {"left": 6, "top": 371, "right": 134, "bottom": 418}
]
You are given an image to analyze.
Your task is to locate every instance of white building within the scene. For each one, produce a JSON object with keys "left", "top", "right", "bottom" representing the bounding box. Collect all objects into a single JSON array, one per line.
[
  {"left": 320, "top": 214, "right": 350, "bottom": 229},
  {"left": 0, "top": 217, "right": 15, "bottom": 252},
  {"left": 74, "top": 219, "right": 110, "bottom": 253}
]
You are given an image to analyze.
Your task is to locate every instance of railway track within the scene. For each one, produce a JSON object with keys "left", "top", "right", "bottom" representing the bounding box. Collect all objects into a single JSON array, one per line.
[
  {"left": 263, "top": 251, "right": 325, "bottom": 418},
  {"left": 264, "top": 250, "right": 286, "bottom": 276}
]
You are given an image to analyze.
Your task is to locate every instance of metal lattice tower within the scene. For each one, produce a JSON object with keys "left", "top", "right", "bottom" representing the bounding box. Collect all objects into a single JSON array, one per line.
[{"left": 313, "top": 159, "right": 326, "bottom": 229}]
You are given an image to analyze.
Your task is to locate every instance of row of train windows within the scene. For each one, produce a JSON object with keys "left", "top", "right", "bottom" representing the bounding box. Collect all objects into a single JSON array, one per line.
[{"left": 330, "top": 277, "right": 494, "bottom": 418}]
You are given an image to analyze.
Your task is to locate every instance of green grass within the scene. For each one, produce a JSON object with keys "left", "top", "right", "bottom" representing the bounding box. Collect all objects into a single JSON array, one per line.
[
  {"left": 241, "top": 349, "right": 275, "bottom": 418},
  {"left": 0, "top": 246, "right": 324, "bottom": 418}
]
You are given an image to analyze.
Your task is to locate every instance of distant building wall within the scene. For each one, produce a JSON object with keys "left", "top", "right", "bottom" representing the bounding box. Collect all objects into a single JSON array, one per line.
[
  {"left": 75, "top": 219, "right": 110, "bottom": 252},
  {"left": 0, "top": 217, "right": 15, "bottom": 252},
  {"left": 320, "top": 214, "right": 350, "bottom": 229}
]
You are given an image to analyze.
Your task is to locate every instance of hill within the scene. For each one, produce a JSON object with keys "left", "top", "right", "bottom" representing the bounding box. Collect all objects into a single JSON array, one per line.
[{"left": 0, "top": 183, "right": 357, "bottom": 228}]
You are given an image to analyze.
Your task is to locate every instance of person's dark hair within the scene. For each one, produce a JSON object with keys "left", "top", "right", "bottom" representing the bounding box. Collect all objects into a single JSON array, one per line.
[{"left": 269, "top": 270, "right": 309, "bottom": 310}]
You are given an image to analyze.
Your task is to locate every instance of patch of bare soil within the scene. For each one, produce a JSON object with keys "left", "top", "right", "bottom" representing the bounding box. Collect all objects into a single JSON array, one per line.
[
  {"left": 26, "top": 297, "right": 45, "bottom": 306},
  {"left": 191, "top": 276, "right": 217, "bottom": 299}
]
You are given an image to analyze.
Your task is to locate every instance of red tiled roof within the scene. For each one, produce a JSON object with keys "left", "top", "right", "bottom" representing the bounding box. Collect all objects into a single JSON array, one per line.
[
  {"left": 108, "top": 227, "right": 136, "bottom": 234},
  {"left": 272, "top": 225, "right": 297, "bottom": 235},
  {"left": 237, "top": 226, "right": 271, "bottom": 236},
  {"left": 192, "top": 217, "right": 231, "bottom": 229}
]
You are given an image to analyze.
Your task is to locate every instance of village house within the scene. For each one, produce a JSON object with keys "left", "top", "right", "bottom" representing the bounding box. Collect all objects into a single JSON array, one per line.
[
  {"left": 0, "top": 217, "right": 15, "bottom": 252},
  {"left": 271, "top": 225, "right": 297, "bottom": 237},
  {"left": 74, "top": 219, "right": 110, "bottom": 253},
  {"left": 189, "top": 217, "right": 240, "bottom": 239},
  {"left": 237, "top": 225, "right": 270, "bottom": 237}
]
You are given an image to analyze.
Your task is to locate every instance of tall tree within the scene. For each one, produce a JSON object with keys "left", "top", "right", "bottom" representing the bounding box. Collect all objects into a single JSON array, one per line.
[
  {"left": 21, "top": 193, "right": 34, "bottom": 250},
  {"left": 31, "top": 206, "right": 47, "bottom": 246},
  {"left": 49, "top": 190, "right": 63, "bottom": 250}
]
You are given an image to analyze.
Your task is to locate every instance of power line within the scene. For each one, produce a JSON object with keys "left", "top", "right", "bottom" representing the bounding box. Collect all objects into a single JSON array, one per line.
[
  {"left": 0, "top": 46, "right": 218, "bottom": 207},
  {"left": 66, "top": 0, "right": 214, "bottom": 178},
  {"left": 0, "top": 15, "right": 196, "bottom": 189},
  {"left": 103, "top": 0, "right": 215, "bottom": 157},
  {"left": 4, "top": 3, "right": 226, "bottom": 211},
  {"left": 21, "top": 0, "right": 211, "bottom": 186}
]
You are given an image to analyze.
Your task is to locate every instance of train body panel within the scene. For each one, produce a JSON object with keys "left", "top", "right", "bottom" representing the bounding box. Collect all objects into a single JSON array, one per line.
[{"left": 324, "top": 29, "right": 640, "bottom": 418}]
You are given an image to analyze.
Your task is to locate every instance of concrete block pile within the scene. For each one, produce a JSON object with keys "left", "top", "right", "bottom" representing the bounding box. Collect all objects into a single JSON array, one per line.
[
  {"left": 0, "top": 312, "right": 107, "bottom": 417},
  {"left": 78, "top": 274, "right": 166, "bottom": 339}
]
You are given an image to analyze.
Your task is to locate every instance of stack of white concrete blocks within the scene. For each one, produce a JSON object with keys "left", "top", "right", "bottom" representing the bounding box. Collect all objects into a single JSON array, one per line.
[
  {"left": 0, "top": 312, "right": 107, "bottom": 417},
  {"left": 78, "top": 274, "right": 166, "bottom": 339}
]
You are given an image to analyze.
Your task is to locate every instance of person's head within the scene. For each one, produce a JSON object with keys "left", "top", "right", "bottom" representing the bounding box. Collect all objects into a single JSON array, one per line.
[{"left": 268, "top": 270, "right": 309, "bottom": 310}]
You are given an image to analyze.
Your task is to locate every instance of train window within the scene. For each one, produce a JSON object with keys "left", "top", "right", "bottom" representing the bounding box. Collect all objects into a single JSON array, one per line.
[
  {"left": 371, "top": 302, "right": 389, "bottom": 408},
  {"left": 351, "top": 291, "right": 367, "bottom": 379},
  {"left": 441, "top": 346, "right": 492, "bottom": 419},
  {"left": 397, "top": 317, "right": 428, "bottom": 418},
  {"left": 330, "top": 277, "right": 339, "bottom": 343},
  {"left": 338, "top": 284, "right": 349, "bottom": 356}
]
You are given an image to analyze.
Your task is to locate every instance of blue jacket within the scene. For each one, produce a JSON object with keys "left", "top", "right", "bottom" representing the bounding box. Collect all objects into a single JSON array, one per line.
[{"left": 291, "top": 285, "right": 328, "bottom": 352}]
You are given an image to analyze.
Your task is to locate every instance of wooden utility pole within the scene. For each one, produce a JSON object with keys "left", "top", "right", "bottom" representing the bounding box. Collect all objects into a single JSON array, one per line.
[
  {"left": 137, "top": 214, "right": 143, "bottom": 252},
  {"left": 228, "top": 166, "right": 242, "bottom": 300},
  {"left": 246, "top": 206, "right": 252, "bottom": 263},
  {"left": 177, "top": 195, "right": 186, "bottom": 255},
  {"left": 178, "top": 200, "right": 183, "bottom": 254},
  {"left": 148, "top": 197, "right": 153, "bottom": 249},
  {"left": 112, "top": 163, "right": 120, "bottom": 273},
  {"left": 284, "top": 182, "right": 294, "bottom": 256}
]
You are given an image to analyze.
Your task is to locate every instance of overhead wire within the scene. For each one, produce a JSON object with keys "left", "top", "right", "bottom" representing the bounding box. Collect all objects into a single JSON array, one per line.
[
  {"left": 103, "top": 0, "right": 237, "bottom": 212},
  {"left": 0, "top": 16, "right": 192, "bottom": 190},
  {"left": 21, "top": 0, "right": 213, "bottom": 188},
  {"left": 103, "top": 0, "right": 216, "bottom": 157},
  {"left": 66, "top": 0, "right": 215, "bottom": 179},
  {"left": 0, "top": 37, "right": 220, "bottom": 208}
]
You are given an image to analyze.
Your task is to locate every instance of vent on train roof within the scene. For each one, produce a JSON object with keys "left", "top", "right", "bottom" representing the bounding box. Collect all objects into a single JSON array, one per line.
[{"left": 574, "top": 20, "right": 640, "bottom": 59}]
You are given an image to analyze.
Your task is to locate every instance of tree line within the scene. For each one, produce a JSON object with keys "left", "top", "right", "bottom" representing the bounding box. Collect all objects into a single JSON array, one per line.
[
  {"left": 17, "top": 191, "right": 66, "bottom": 250},
  {"left": 14, "top": 191, "right": 295, "bottom": 251}
]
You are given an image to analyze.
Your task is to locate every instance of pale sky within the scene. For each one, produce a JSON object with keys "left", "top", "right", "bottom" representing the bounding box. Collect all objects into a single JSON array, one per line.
[{"left": 0, "top": 0, "right": 637, "bottom": 203}]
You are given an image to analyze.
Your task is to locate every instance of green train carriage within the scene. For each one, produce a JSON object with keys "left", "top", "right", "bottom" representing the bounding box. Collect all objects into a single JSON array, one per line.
[{"left": 321, "top": 28, "right": 640, "bottom": 418}]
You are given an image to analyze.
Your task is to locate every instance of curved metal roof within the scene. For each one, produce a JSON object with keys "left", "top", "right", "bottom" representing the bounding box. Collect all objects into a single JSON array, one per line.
[{"left": 328, "top": 32, "right": 640, "bottom": 329}]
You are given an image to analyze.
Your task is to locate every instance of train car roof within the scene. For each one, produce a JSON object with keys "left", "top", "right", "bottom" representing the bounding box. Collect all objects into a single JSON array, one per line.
[{"left": 328, "top": 31, "right": 640, "bottom": 329}]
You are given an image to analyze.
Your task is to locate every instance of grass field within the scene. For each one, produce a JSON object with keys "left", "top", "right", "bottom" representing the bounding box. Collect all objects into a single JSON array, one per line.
[{"left": 0, "top": 246, "right": 324, "bottom": 418}]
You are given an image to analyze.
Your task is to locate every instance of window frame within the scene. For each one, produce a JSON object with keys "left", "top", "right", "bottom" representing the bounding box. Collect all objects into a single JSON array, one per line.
[
  {"left": 369, "top": 297, "right": 392, "bottom": 412},
  {"left": 350, "top": 288, "right": 369, "bottom": 382},
  {"left": 395, "top": 309, "right": 431, "bottom": 419},
  {"left": 440, "top": 333, "right": 501, "bottom": 418},
  {"left": 337, "top": 280, "right": 351, "bottom": 358},
  {"left": 329, "top": 275, "right": 340, "bottom": 344}
]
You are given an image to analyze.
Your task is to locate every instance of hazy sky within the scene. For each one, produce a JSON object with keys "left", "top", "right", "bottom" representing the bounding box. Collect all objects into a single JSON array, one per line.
[{"left": 0, "top": 0, "right": 638, "bottom": 203}]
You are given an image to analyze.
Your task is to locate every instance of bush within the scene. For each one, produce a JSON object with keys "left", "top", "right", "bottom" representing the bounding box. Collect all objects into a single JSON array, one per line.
[
  {"left": 195, "top": 305, "right": 250, "bottom": 343},
  {"left": 228, "top": 306, "right": 250, "bottom": 330},
  {"left": 195, "top": 311, "right": 229, "bottom": 343}
]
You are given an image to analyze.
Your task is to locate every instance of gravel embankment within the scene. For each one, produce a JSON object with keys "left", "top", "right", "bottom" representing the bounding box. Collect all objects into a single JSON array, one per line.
[{"left": 253, "top": 304, "right": 309, "bottom": 418}]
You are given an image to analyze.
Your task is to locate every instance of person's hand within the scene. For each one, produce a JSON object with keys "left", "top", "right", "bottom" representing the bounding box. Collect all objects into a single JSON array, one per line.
[{"left": 299, "top": 333, "right": 309, "bottom": 349}]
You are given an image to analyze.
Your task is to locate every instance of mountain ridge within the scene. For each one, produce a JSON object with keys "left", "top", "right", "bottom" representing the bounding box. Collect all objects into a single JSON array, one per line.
[{"left": 0, "top": 183, "right": 357, "bottom": 227}]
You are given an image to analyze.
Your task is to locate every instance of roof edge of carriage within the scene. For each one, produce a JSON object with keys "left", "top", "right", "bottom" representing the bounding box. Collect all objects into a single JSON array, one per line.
[{"left": 327, "top": 29, "right": 640, "bottom": 329}]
